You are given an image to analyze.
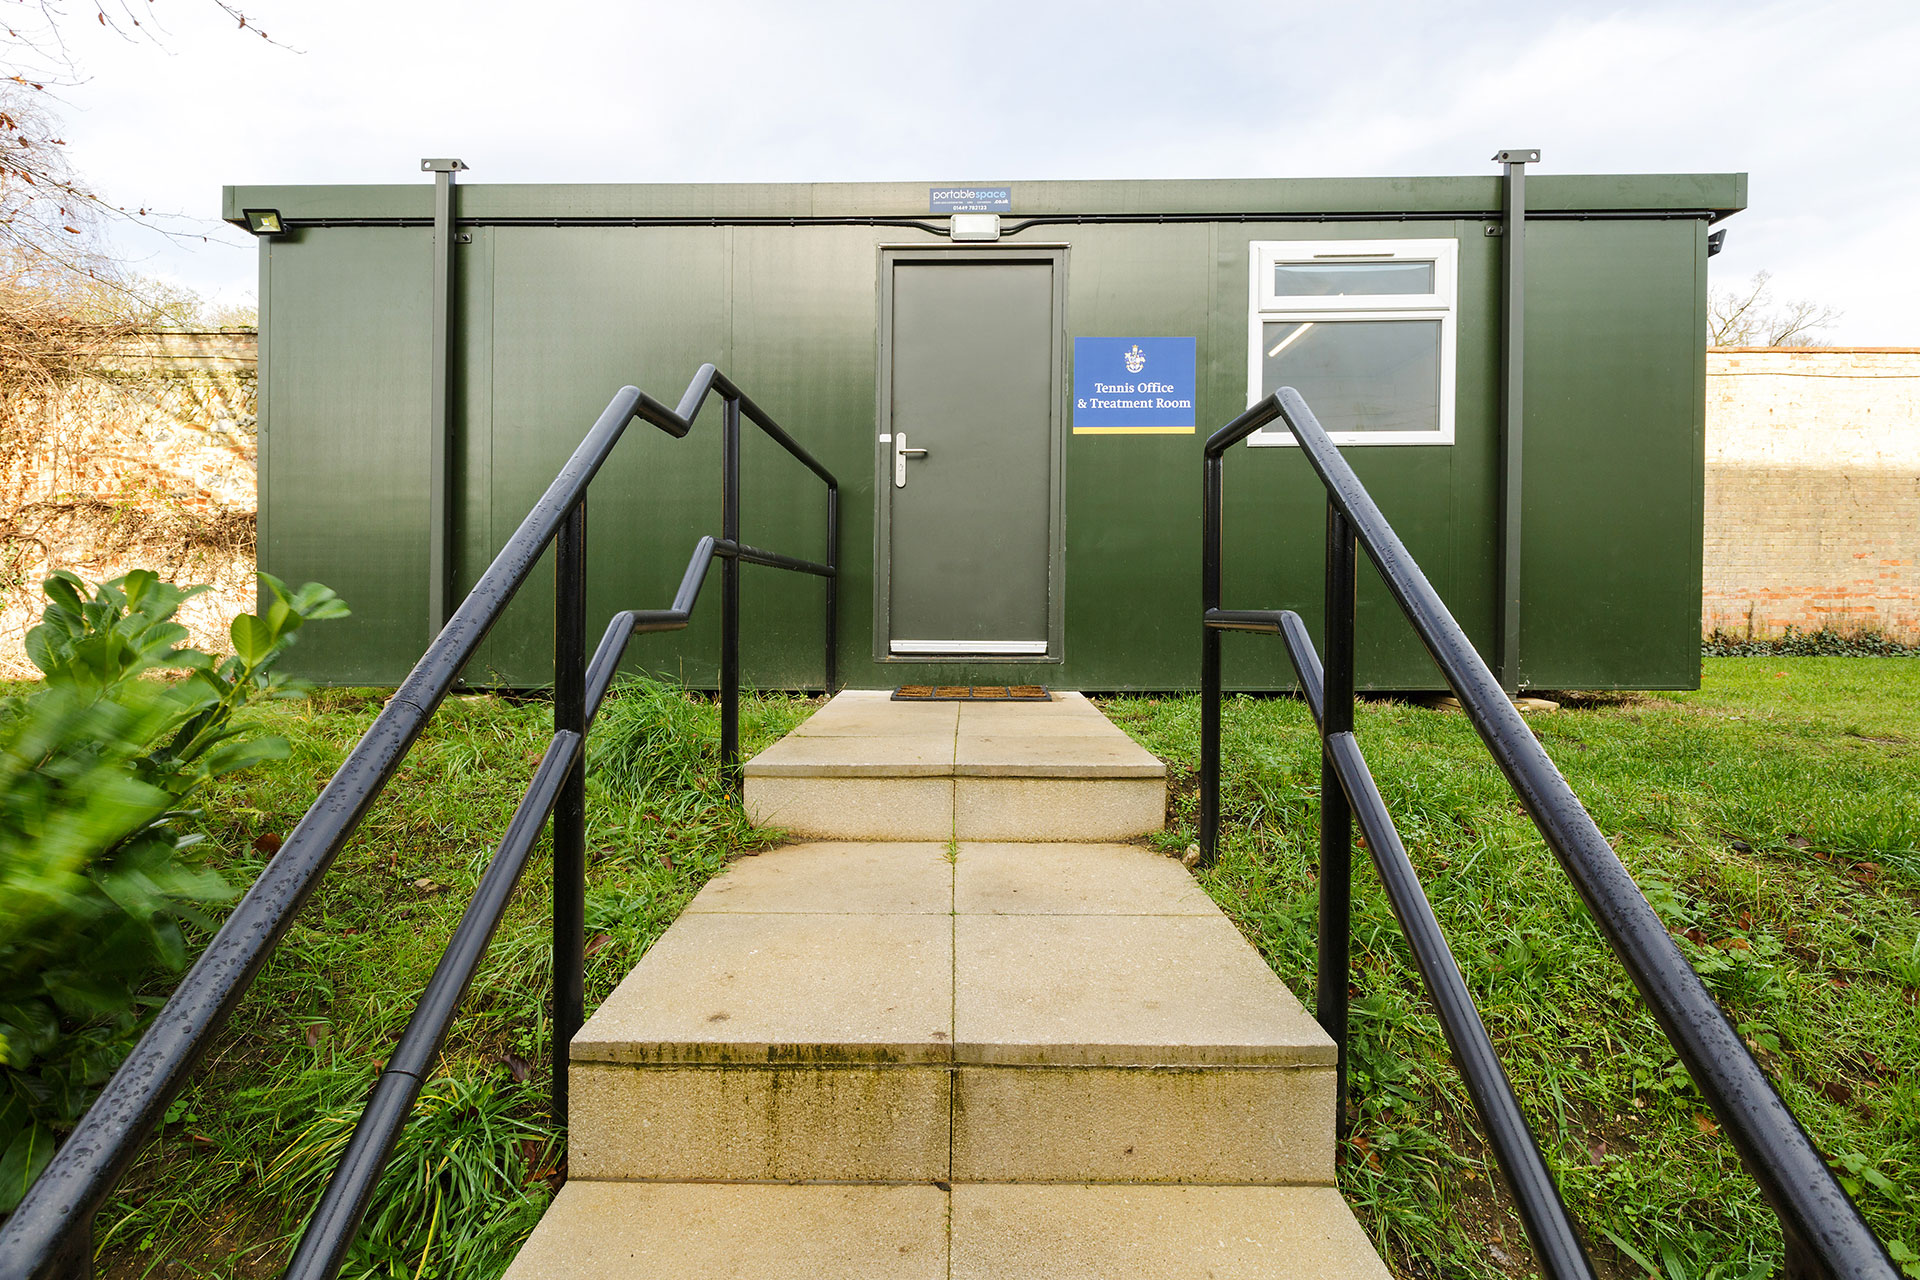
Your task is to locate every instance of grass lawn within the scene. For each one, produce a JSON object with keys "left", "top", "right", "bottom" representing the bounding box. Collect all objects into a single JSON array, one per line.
[
  {"left": 73, "top": 660, "right": 1919, "bottom": 1279},
  {"left": 92, "top": 681, "right": 819, "bottom": 1279},
  {"left": 1109, "top": 658, "right": 1920, "bottom": 1280}
]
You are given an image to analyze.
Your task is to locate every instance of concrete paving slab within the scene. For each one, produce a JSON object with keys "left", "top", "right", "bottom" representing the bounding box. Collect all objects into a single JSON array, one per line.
[
  {"left": 949, "top": 1184, "right": 1389, "bottom": 1278},
  {"left": 504, "top": 1181, "right": 949, "bottom": 1280},
  {"left": 954, "top": 843, "right": 1216, "bottom": 916},
  {"left": 953, "top": 730, "right": 1165, "bottom": 777},
  {"left": 788, "top": 690, "right": 960, "bottom": 738},
  {"left": 745, "top": 775, "right": 953, "bottom": 840},
  {"left": 952, "top": 1065, "right": 1334, "bottom": 1184},
  {"left": 957, "top": 690, "right": 1103, "bottom": 723},
  {"left": 954, "top": 695, "right": 1131, "bottom": 734},
  {"left": 745, "top": 731, "right": 956, "bottom": 776},
  {"left": 954, "top": 776, "right": 1165, "bottom": 841},
  {"left": 954, "top": 913, "right": 1334, "bottom": 1066},
  {"left": 575, "top": 912, "right": 953, "bottom": 1065},
  {"left": 569, "top": 1063, "right": 952, "bottom": 1182},
  {"left": 688, "top": 842, "right": 954, "bottom": 915}
]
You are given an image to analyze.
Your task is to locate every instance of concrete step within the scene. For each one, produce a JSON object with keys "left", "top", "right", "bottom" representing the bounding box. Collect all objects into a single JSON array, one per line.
[
  {"left": 568, "top": 841, "right": 1334, "bottom": 1184},
  {"left": 503, "top": 1182, "right": 1392, "bottom": 1279},
  {"left": 742, "top": 691, "right": 1166, "bottom": 841}
]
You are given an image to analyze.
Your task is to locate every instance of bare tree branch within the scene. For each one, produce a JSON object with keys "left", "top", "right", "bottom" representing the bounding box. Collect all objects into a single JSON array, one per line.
[
  {"left": 0, "top": 2, "right": 293, "bottom": 248},
  {"left": 1709, "top": 270, "right": 1842, "bottom": 348},
  {"left": 1764, "top": 295, "right": 1844, "bottom": 347},
  {"left": 2, "top": 1, "right": 290, "bottom": 71},
  {"left": 0, "top": 2, "right": 292, "bottom": 339},
  {"left": 1709, "top": 270, "right": 1771, "bottom": 346}
]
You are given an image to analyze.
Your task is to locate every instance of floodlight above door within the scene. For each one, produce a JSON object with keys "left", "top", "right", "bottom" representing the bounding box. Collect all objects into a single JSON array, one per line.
[{"left": 949, "top": 213, "right": 1001, "bottom": 242}]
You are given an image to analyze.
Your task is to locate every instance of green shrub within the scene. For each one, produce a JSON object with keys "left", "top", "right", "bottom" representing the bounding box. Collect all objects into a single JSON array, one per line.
[
  {"left": 0, "top": 569, "right": 347, "bottom": 1213},
  {"left": 1703, "top": 625, "right": 1920, "bottom": 657}
]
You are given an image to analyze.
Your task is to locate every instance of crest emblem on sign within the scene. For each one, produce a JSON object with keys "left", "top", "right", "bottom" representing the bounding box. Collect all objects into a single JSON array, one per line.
[{"left": 1123, "top": 344, "right": 1147, "bottom": 373}]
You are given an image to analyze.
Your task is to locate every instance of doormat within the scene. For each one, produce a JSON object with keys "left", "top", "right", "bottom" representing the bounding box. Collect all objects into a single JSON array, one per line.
[{"left": 892, "top": 685, "right": 1051, "bottom": 702}]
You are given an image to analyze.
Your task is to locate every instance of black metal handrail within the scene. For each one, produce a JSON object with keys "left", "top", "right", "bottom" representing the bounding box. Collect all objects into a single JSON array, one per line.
[
  {"left": 1199, "top": 388, "right": 1896, "bottom": 1280},
  {"left": 0, "top": 368, "right": 838, "bottom": 1280}
]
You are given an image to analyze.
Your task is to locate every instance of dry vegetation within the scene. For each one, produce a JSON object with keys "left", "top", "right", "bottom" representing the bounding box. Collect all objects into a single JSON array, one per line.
[
  {"left": 0, "top": 284, "right": 258, "bottom": 674},
  {"left": 2, "top": 61, "right": 261, "bottom": 673}
]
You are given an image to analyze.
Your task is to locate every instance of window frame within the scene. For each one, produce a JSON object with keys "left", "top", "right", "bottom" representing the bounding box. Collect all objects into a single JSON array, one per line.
[{"left": 1246, "top": 238, "right": 1459, "bottom": 448}]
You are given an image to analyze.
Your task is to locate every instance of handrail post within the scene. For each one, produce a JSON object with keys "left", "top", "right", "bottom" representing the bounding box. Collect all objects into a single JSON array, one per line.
[
  {"left": 1785, "top": 1227, "right": 1819, "bottom": 1280},
  {"left": 824, "top": 485, "right": 840, "bottom": 693},
  {"left": 720, "top": 394, "right": 742, "bottom": 793},
  {"left": 1198, "top": 453, "right": 1224, "bottom": 864},
  {"left": 552, "top": 496, "right": 587, "bottom": 1133},
  {"left": 1188, "top": 387, "right": 1899, "bottom": 1280},
  {"left": 0, "top": 377, "right": 856, "bottom": 1280},
  {"left": 1320, "top": 499, "right": 1357, "bottom": 1136}
]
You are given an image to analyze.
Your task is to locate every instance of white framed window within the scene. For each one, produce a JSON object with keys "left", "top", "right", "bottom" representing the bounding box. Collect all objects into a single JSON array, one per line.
[{"left": 1246, "top": 238, "right": 1458, "bottom": 447}]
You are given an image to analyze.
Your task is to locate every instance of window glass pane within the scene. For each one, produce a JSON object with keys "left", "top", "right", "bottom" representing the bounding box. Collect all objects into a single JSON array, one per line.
[
  {"left": 1261, "top": 320, "right": 1441, "bottom": 434},
  {"left": 1273, "top": 260, "right": 1434, "bottom": 298}
]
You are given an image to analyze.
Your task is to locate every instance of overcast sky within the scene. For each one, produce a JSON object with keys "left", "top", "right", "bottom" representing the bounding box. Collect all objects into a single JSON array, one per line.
[{"left": 24, "top": 0, "right": 1920, "bottom": 342}]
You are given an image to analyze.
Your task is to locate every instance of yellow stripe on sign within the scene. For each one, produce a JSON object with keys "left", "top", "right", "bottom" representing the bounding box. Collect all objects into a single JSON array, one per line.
[{"left": 1071, "top": 426, "right": 1196, "bottom": 435}]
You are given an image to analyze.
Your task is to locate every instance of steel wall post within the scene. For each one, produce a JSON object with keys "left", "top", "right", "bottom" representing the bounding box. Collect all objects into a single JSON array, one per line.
[
  {"left": 1493, "top": 148, "right": 1537, "bottom": 693},
  {"left": 824, "top": 486, "right": 840, "bottom": 693},
  {"left": 1320, "top": 501, "right": 1357, "bottom": 1134},
  {"left": 551, "top": 498, "right": 587, "bottom": 1132},
  {"left": 720, "top": 396, "right": 742, "bottom": 792},
  {"left": 1198, "top": 455, "right": 1224, "bottom": 864},
  {"left": 423, "top": 157, "right": 467, "bottom": 640}
]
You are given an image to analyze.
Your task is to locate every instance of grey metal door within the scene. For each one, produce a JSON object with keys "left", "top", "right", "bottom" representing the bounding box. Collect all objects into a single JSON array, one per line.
[{"left": 883, "top": 255, "right": 1059, "bottom": 656}]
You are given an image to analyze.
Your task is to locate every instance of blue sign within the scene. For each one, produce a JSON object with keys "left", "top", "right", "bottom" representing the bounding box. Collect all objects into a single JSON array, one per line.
[
  {"left": 1072, "top": 337, "right": 1197, "bottom": 434},
  {"left": 930, "top": 185, "right": 1012, "bottom": 213}
]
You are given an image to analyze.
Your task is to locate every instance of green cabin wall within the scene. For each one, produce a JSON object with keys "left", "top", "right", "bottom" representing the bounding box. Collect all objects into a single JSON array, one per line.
[
  {"left": 258, "top": 227, "right": 434, "bottom": 683},
  {"left": 249, "top": 176, "right": 1731, "bottom": 692}
]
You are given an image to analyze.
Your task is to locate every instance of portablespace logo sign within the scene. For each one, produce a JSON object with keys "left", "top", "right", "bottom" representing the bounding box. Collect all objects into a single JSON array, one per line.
[{"left": 1072, "top": 337, "right": 1197, "bottom": 435}]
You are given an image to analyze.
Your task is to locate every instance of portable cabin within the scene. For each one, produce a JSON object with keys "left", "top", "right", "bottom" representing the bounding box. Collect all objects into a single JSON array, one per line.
[{"left": 223, "top": 163, "right": 1745, "bottom": 692}]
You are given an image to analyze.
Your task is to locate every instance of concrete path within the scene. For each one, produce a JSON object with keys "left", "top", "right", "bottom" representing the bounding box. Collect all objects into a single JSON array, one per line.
[{"left": 504, "top": 693, "right": 1389, "bottom": 1278}]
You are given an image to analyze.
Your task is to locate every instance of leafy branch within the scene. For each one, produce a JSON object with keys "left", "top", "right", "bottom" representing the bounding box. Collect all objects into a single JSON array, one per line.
[{"left": 0, "top": 568, "right": 346, "bottom": 1212}]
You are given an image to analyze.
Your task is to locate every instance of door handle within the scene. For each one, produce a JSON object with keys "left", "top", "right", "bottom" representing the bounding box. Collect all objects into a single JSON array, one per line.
[{"left": 894, "top": 432, "right": 930, "bottom": 488}]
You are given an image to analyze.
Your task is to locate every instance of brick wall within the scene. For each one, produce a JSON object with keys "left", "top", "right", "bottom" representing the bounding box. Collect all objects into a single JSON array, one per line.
[
  {"left": 1703, "top": 348, "right": 1920, "bottom": 641},
  {"left": 0, "top": 332, "right": 258, "bottom": 677}
]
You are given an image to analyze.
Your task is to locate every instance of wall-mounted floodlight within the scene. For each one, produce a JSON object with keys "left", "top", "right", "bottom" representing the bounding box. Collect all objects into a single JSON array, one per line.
[
  {"left": 243, "top": 209, "right": 286, "bottom": 236},
  {"left": 950, "top": 213, "right": 1001, "bottom": 243},
  {"left": 1708, "top": 228, "right": 1727, "bottom": 257}
]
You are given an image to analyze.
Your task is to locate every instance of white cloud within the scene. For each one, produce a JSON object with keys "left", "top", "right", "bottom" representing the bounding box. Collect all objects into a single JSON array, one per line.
[{"left": 35, "top": 0, "right": 1920, "bottom": 339}]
